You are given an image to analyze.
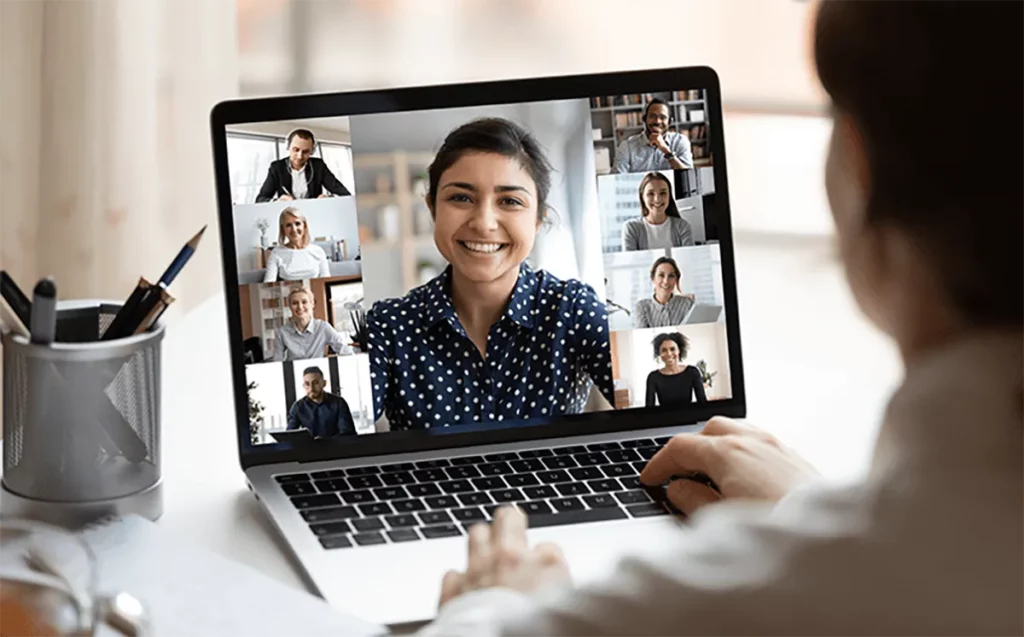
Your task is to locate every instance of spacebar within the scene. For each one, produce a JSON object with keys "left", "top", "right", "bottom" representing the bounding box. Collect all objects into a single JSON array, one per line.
[{"left": 527, "top": 508, "right": 628, "bottom": 529}]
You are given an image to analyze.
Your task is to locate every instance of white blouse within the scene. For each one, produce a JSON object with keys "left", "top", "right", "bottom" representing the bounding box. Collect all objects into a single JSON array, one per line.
[{"left": 263, "top": 245, "right": 330, "bottom": 282}]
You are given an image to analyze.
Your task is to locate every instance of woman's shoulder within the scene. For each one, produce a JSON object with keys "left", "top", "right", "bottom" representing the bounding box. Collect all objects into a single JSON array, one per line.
[
  {"left": 305, "top": 243, "right": 328, "bottom": 257},
  {"left": 368, "top": 273, "right": 443, "bottom": 319},
  {"left": 635, "top": 297, "right": 653, "bottom": 309},
  {"left": 623, "top": 217, "right": 645, "bottom": 231}
]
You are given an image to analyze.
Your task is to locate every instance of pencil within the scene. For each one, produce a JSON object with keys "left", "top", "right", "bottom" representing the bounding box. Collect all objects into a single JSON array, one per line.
[{"left": 158, "top": 225, "right": 206, "bottom": 287}]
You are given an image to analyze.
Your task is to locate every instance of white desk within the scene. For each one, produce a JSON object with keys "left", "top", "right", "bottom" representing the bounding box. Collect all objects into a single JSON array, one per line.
[{"left": 156, "top": 231, "right": 903, "bottom": 594}]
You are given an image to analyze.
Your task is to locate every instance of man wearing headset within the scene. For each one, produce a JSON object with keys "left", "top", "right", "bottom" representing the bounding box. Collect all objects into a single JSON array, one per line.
[
  {"left": 255, "top": 128, "right": 352, "bottom": 203},
  {"left": 611, "top": 97, "right": 694, "bottom": 174}
]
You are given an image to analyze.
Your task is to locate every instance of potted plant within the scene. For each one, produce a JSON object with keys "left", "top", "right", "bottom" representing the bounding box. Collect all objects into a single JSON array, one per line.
[
  {"left": 254, "top": 217, "right": 271, "bottom": 248},
  {"left": 695, "top": 359, "right": 718, "bottom": 393},
  {"left": 248, "top": 381, "right": 265, "bottom": 445}
]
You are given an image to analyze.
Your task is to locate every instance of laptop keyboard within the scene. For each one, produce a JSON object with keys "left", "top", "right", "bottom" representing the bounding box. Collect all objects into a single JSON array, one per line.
[{"left": 276, "top": 436, "right": 676, "bottom": 549}]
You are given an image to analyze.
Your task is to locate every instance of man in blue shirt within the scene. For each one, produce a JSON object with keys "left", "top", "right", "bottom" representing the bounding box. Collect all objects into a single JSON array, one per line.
[{"left": 287, "top": 366, "right": 356, "bottom": 438}]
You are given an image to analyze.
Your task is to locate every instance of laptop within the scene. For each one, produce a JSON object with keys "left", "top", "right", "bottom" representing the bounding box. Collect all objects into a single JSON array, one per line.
[
  {"left": 685, "top": 303, "right": 724, "bottom": 324},
  {"left": 210, "top": 66, "right": 745, "bottom": 626}
]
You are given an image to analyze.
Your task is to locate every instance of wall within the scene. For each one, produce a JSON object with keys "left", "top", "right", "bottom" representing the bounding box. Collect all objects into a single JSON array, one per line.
[{"left": 229, "top": 119, "right": 352, "bottom": 145}]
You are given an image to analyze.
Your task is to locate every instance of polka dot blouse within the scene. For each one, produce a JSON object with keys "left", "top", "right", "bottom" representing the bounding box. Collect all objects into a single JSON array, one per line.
[{"left": 367, "top": 263, "right": 615, "bottom": 431}]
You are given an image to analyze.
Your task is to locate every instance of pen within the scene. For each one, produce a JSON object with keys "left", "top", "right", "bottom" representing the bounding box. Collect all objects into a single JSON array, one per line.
[
  {"left": 1, "top": 270, "right": 32, "bottom": 328},
  {"left": 29, "top": 277, "right": 57, "bottom": 345}
]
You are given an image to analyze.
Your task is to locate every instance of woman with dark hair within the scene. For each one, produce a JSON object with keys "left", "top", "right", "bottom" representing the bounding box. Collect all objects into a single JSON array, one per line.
[
  {"left": 367, "top": 118, "right": 614, "bottom": 431},
  {"left": 633, "top": 256, "right": 695, "bottom": 328},
  {"left": 644, "top": 332, "right": 706, "bottom": 407},
  {"left": 620, "top": 172, "right": 694, "bottom": 251},
  {"left": 421, "top": 2, "right": 1022, "bottom": 635}
]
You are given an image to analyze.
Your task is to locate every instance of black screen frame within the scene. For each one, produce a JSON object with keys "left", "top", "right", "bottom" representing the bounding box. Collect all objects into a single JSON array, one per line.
[{"left": 211, "top": 65, "right": 745, "bottom": 470}]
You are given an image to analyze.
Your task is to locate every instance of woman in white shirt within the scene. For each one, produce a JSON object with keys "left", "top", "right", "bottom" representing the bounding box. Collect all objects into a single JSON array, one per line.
[
  {"left": 621, "top": 172, "right": 694, "bottom": 251},
  {"left": 262, "top": 206, "right": 331, "bottom": 282},
  {"left": 420, "top": 2, "right": 1022, "bottom": 635}
]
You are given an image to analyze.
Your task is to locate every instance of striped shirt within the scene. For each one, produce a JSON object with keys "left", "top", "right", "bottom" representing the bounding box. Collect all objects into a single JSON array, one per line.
[
  {"left": 633, "top": 295, "right": 695, "bottom": 329},
  {"left": 272, "top": 318, "right": 352, "bottom": 361}
]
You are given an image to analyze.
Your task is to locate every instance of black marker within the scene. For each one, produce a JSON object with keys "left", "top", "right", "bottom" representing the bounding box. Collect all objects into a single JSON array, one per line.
[
  {"left": 29, "top": 277, "right": 57, "bottom": 345},
  {"left": 0, "top": 270, "right": 32, "bottom": 327}
]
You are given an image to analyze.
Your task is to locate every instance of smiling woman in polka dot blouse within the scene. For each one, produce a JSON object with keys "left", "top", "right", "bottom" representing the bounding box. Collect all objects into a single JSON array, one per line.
[{"left": 367, "top": 118, "right": 616, "bottom": 431}]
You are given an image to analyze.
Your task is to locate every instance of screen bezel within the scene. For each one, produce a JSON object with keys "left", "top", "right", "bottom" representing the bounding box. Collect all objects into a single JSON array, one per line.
[{"left": 210, "top": 65, "right": 746, "bottom": 470}]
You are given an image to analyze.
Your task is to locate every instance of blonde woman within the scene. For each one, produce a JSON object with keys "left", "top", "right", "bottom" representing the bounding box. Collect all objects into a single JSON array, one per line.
[
  {"left": 271, "top": 287, "right": 352, "bottom": 361},
  {"left": 262, "top": 207, "right": 330, "bottom": 282}
]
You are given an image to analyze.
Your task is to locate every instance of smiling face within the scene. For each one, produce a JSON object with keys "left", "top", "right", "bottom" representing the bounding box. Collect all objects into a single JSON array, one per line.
[
  {"left": 430, "top": 152, "right": 540, "bottom": 285},
  {"left": 659, "top": 339, "right": 681, "bottom": 366},
  {"left": 281, "top": 213, "right": 306, "bottom": 247},
  {"left": 644, "top": 103, "right": 671, "bottom": 136},
  {"left": 652, "top": 263, "right": 680, "bottom": 295},
  {"left": 642, "top": 179, "right": 671, "bottom": 218},
  {"left": 289, "top": 290, "right": 313, "bottom": 322}
]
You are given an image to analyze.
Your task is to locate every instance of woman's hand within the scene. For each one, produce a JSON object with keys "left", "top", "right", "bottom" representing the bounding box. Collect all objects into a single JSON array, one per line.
[
  {"left": 438, "top": 507, "right": 571, "bottom": 608},
  {"left": 640, "top": 417, "right": 820, "bottom": 515}
]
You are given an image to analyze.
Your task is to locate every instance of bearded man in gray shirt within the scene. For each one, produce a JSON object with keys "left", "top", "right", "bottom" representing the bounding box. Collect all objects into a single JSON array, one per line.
[{"left": 612, "top": 98, "right": 694, "bottom": 174}]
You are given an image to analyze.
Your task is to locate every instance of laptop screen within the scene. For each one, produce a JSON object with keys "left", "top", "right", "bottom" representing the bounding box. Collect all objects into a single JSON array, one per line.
[{"left": 218, "top": 73, "right": 739, "bottom": 455}]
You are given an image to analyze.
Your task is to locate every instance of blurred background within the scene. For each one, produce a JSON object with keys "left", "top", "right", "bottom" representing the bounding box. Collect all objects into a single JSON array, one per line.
[{"left": 1, "top": 0, "right": 827, "bottom": 321}]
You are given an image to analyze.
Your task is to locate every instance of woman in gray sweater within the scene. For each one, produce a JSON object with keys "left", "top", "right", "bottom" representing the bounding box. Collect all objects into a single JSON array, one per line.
[{"left": 621, "top": 172, "right": 694, "bottom": 251}]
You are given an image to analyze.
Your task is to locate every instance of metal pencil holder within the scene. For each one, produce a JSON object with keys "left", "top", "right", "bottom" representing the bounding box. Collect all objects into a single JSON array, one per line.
[{"left": 1, "top": 300, "right": 164, "bottom": 527}]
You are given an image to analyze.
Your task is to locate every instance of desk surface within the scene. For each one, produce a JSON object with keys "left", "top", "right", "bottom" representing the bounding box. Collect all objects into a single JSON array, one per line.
[{"left": 157, "top": 232, "right": 902, "bottom": 594}]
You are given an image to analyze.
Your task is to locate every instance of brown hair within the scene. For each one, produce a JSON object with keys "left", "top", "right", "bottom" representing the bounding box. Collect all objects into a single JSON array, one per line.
[
  {"left": 814, "top": 1, "right": 1022, "bottom": 326},
  {"left": 638, "top": 173, "right": 681, "bottom": 219},
  {"left": 277, "top": 207, "right": 310, "bottom": 249},
  {"left": 650, "top": 256, "right": 682, "bottom": 292}
]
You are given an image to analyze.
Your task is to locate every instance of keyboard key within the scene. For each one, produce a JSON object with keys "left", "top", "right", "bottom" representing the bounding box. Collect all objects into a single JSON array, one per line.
[
  {"left": 282, "top": 482, "right": 317, "bottom": 496},
  {"left": 606, "top": 449, "right": 642, "bottom": 463},
  {"left": 586, "top": 442, "right": 621, "bottom": 452},
  {"left": 445, "top": 466, "right": 481, "bottom": 480},
  {"left": 478, "top": 462, "right": 514, "bottom": 476},
  {"left": 542, "top": 456, "right": 578, "bottom": 470},
  {"left": 413, "top": 469, "right": 448, "bottom": 483},
  {"left": 551, "top": 497, "right": 586, "bottom": 512},
  {"left": 569, "top": 467, "right": 603, "bottom": 481},
  {"left": 353, "top": 532, "right": 387, "bottom": 546},
  {"left": 553, "top": 445, "right": 586, "bottom": 456},
  {"left": 528, "top": 507, "right": 627, "bottom": 528},
  {"left": 492, "top": 488, "right": 525, "bottom": 503},
  {"left": 291, "top": 494, "right": 341, "bottom": 509},
  {"left": 601, "top": 464, "right": 632, "bottom": 478},
  {"left": 421, "top": 524, "right": 463, "bottom": 539},
  {"left": 619, "top": 477, "right": 642, "bottom": 490},
  {"left": 380, "top": 463, "right": 415, "bottom": 473},
  {"left": 425, "top": 495, "right": 459, "bottom": 509},
  {"left": 509, "top": 459, "right": 545, "bottom": 473},
  {"left": 414, "top": 459, "right": 450, "bottom": 469},
  {"left": 310, "top": 469, "right": 346, "bottom": 480},
  {"left": 517, "top": 448, "right": 554, "bottom": 458},
  {"left": 387, "top": 529, "right": 421, "bottom": 543},
  {"left": 483, "top": 452, "right": 519, "bottom": 462},
  {"left": 373, "top": 486, "right": 409, "bottom": 501},
  {"left": 381, "top": 472, "right": 416, "bottom": 486},
  {"left": 407, "top": 483, "right": 442, "bottom": 497},
  {"left": 654, "top": 436, "right": 673, "bottom": 445},
  {"left": 451, "top": 507, "right": 487, "bottom": 523},
  {"left": 572, "top": 452, "right": 608, "bottom": 466},
  {"left": 555, "top": 482, "right": 590, "bottom": 496},
  {"left": 637, "top": 446, "right": 659, "bottom": 460},
  {"left": 620, "top": 438, "right": 656, "bottom": 448},
  {"left": 458, "top": 492, "right": 493, "bottom": 506},
  {"left": 626, "top": 503, "right": 669, "bottom": 518},
  {"left": 449, "top": 456, "right": 484, "bottom": 466},
  {"left": 520, "top": 500, "right": 553, "bottom": 516},
  {"left": 313, "top": 479, "right": 348, "bottom": 493},
  {"left": 276, "top": 473, "right": 309, "bottom": 483},
  {"left": 523, "top": 485, "right": 557, "bottom": 499},
  {"left": 346, "top": 475, "right": 383, "bottom": 490},
  {"left": 418, "top": 511, "right": 453, "bottom": 525},
  {"left": 346, "top": 466, "right": 380, "bottom": 476},
  {"left": 359, "top": 502, "right": 393, "bottom": 516},
  {"left": 440, "top": 480, "right": 474, "bottom": 494},
  {"left": 471, "top": 477, "right": 507, "bottom": 491},
  {"left": 309, "top": 521, "right": 352, "bottom": 536},
  {"left": 505, "top": 474, "right": 540, "bottom": 487},
  {"left": 392, "top": 499, "right": 427, "bottom": 513},
  {"left": 385, "top": 514, "right": 419, "bottom": 528},
  {"left": 615, "top": 491, "right": 651, "bottom": 505},
  {"left": 340, "top": 490, "right": 375, "bottom": 505},
  {"left": 301, "top": 506, "right": 359, "bottom": 523},
  {"left": 632, "top": 462, "right": 648, "bottom": 475},
  {"left": 538, "top": 470, "right": 571, "bottom": 484},
  {"left": 352, "top": 518, "right": 385, "bottom": 532},
  {"left": 319, "top": 536, "right": 353, "bottom": 549},
  {"left": 587, "top": 479, "right": 620, "bottom": 493},
  {"left": 583, "top": 494, "right": 619, "bottom": 509}
]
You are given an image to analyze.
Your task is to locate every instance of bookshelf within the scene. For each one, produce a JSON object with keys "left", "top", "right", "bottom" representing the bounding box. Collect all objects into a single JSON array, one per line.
[{"left": 590, "top": 90, "right": 713, "bottom": 173}]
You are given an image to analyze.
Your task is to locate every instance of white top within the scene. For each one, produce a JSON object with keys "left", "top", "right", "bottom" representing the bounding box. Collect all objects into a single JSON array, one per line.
[
  {"left": 419, "top": 331, "right": 1023, "bottom": 636},
  {"left": 263, "top": 245, "right": 330, "bottom": 282},
  {"left": 289, "top": 164, "right": 308, "bottom": 199},
  {"left": 642, "top": 216, "right": 674, "bottom": 249}
]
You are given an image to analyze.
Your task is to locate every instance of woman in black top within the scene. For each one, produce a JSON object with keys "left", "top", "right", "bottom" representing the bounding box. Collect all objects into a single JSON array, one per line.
[{"left": 645, "top": 332, "right": 706, "bottom": 407}]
